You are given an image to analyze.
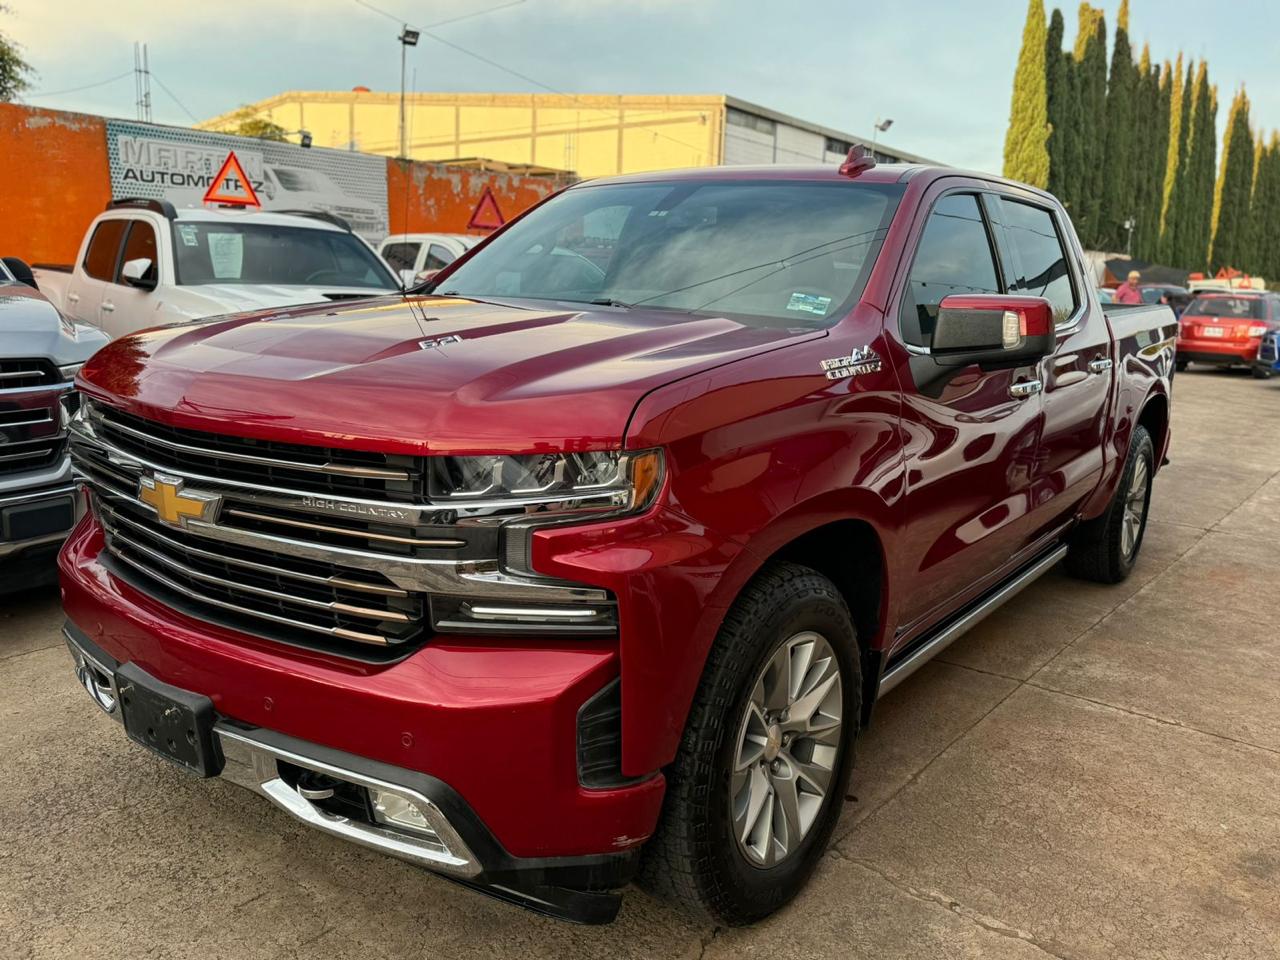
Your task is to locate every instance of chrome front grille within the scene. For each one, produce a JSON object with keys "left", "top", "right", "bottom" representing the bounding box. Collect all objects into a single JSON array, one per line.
[
  {"left": 0, "top": 358, "right": 58, "bottom": 390},
  {"left": 0, "top": 381, "right": 67, "bottom": 476},
  {"left": 90, "top": 402, "right": 420, "bottom": 501},
  {"left": 69, "top": 398, "right": 613, "bottom": 660}
]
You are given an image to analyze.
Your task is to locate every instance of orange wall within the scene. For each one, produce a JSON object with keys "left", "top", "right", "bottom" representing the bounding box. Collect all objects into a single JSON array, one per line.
[
  {"left": 386, "top": 158, "right": 554, "bottom": 235},
  {"left": 0, "top": 104, "right": 111, "bottom": 266}
]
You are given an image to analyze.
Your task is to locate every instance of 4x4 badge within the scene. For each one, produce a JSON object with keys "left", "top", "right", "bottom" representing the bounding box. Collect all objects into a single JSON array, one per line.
[{"left": 820, "top": 346, "right": 882, "bottom": 380}]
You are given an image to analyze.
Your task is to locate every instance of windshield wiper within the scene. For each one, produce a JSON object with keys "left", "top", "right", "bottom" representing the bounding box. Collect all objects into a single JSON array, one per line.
[{"left": 589, "top": 297, "right": 632, "bottom": 308}]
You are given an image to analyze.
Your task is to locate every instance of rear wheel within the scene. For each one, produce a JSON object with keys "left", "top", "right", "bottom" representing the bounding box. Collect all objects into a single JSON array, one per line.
[
  {"left": 1065, "top": 425, "right": 1155, "bottom": 584},
  {"left": 641, "top": 562, "right": 860, "bottom": 925}
]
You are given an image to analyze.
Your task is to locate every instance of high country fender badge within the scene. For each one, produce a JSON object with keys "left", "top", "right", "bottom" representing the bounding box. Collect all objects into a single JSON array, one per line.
[{"left": 820, "top": 346, "right": 882, "bottom": 380}]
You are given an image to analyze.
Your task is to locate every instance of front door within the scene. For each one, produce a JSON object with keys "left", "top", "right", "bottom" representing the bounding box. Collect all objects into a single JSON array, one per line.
[
  {"left": 888, "top": 188, "right": 1047, "bottom": 634},
  {"left": 995, "top": 195, "right": 1112, "bottom": 528}
]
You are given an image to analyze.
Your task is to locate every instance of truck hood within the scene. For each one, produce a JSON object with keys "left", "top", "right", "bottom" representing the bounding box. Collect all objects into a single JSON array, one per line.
[
  {"left": 164, "top": 283, "right": 396, "bottom": 318},
  {"left": 78, "top": 295, "right": 826, "bottom": 455},
  {"left": 0, "top": 283, "right": 106, "bottom": 364}
]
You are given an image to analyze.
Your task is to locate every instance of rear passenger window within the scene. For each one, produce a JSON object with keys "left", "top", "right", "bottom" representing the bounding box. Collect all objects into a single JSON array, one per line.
[
  {"left": 999, "top": 199, "right": 1078, "bottom": 325},
  {"left": 83, "top": 220, "right": 127, "bottom": 281},
  {"left": 900, "top": 193, "right": 1001, "bottom": 347},
  {"left": 425, "top": 244, "right": 455, "bottom": 272}
]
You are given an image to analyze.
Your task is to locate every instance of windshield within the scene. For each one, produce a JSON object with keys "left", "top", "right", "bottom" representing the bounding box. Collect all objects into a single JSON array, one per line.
[
  {"left": 172, "top": 221, "right": 398, "bottom": 289},
  {"left": 1186, "top": 296, "right": 1264, "bottom": 319},
  {"left": 437, "top": 179, "right": 903, "bottom": 325}
]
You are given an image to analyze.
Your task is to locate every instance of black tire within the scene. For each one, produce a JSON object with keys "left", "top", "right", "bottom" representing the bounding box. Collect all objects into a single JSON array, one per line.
[
  {"left": 1065, "top": 424, "right": 1155, "bottom": 584},
  {"left": 640, "top": 562, "right": 861, "bottom": 926},
  {"left": 1175, "top": 359, "right": 1188, "bottom": 372},
  {"left": 1252, "top": 366, "right": 1272, "bottom": 380}
]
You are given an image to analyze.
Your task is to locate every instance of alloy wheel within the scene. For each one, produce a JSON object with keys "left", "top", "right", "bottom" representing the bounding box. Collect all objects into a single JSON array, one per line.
[
  {"left": 729, "top": 631, "right": 844, "bottom": 868},
  {"left": 1122, "top": 455, "right": 1150, "bottom": 560}
]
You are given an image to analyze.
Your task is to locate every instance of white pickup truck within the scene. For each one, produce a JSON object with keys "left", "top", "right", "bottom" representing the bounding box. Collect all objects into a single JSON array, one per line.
[{"left": 35, "top": 200, "right": 403, "bottom": 340}]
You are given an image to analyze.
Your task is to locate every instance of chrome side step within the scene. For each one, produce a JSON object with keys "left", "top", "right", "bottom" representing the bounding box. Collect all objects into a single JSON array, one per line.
[{"left": 877, "top": 544, "right": 1069, "bottom": 697}]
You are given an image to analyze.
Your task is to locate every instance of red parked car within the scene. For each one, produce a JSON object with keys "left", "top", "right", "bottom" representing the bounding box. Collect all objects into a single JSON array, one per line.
[
  {"left": 60, "top": 156, "right": 1176, "bottom": 925},
  {"left": 1175, "top": 291, "right": 1280, "bottom": 370}
]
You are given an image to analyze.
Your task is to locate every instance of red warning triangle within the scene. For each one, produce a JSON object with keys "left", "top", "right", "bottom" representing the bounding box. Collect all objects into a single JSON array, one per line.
[
  {"left": 203, "top": 151, "right": 261, "bottom": 207},
  {"left": 467, "top": 187, "right": 505, "bottom": 230}
]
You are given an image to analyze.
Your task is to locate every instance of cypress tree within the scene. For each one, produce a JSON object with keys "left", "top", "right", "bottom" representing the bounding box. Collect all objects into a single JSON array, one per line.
[
  {"left": 1134, "top": 52, "right": 1169, "bottom": 261},
  {"left": 1045, "top": 8, "right": 1070, "bottom": 200},
  {"left": 1211, "top": 89, "right": 1255, "bottom": 272},
  {"left": 1071, "top": 5, "right": 1108, "bottom": 247},
  {"left": 1255, "top": 136, "right": 1280, "bottom": 279},
  {"left": 1099, "top": 0, "right": 1134, "bottom": 250},
  {"left": 1157, "top": 52, "right": 1182, "bottom": 256},
  {"left": 1180, "top": 68, "right": 1218, "bottom": 271},
  {"left": 1003, "top": 0, "right": 1051, "bottom": 187}
]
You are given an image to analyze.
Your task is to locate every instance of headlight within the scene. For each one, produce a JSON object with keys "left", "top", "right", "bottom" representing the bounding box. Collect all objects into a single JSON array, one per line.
[
  {"left": 58, "top": 362, "right": 84, "bottom": 381},
  {"left": 427, "top": 449, "right": 664, "bottom": 513}
]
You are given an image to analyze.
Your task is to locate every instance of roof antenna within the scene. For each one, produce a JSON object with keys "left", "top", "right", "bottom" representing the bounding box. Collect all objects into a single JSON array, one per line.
[{"left": 838, "top": 144, "right": 876, "bottom": 178}]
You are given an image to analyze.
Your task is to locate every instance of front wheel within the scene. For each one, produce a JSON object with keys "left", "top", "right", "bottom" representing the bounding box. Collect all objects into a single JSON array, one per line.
[
  {"left": 640, "top": 562, "right": 861, "bottom": 925},
  {"left": 1065, "top": 425, "right": 1155, "bottom": 583},
  {"left": 1252, "top": 365, "right": 1272, "bottom": 380}
]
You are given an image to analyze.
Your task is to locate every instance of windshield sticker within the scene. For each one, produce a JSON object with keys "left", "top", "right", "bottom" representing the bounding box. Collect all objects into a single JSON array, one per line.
[
  {"left": 207, "top": 232, "right": 244, "bottom": 279},
  {"left": 176, "top": 224, "right": 199, "bottom": 247},
  {"left": 786, "top": 292, "right": 832, "bottom": 316}
]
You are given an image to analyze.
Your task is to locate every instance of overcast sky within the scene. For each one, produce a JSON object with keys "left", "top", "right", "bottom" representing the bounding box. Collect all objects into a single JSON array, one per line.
[{"left": 7, "top": 0, "right": 1279, "bottom": 173}]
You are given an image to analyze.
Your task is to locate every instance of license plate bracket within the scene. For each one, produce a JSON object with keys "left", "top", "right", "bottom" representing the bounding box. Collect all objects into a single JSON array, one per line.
[{"left": 117, "top": 662, "right": 223, "bottom": 777}]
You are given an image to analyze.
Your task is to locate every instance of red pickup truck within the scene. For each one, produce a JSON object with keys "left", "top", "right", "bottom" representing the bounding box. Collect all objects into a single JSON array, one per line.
[{"left": 60, "top": 156, "right": 1175, "bottom": 925}]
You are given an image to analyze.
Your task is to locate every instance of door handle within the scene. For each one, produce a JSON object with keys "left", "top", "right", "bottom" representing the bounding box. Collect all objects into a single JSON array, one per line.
[
  {"left": 1010, "top": 379, "right": 1043, "bottom": 399},
  {"left": 67, "top": 292, "right": 79, "bottom": 304},
  {"left": 101, "top": 302, "right": 115, "bottom": 313},
  {"left": 1088, "top": 358, "right": 1113, "bottom": 373}
]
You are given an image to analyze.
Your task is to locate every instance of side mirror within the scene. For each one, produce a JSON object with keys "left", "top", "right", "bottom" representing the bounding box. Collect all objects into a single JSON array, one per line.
[
  {"left": 931, "top": 294, "right": 1056, "bottom": 367},
  {"left": 2, "top": 256, "right": 38, "bottom": 290},
  {"left": 120, "top": 257, "right": 157, "bottom": 291}
]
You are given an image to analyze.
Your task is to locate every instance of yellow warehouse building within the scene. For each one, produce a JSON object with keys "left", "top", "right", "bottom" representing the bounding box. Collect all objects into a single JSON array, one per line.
[{"left": 200, "top": 92, "right": 940, "bottom": 180}]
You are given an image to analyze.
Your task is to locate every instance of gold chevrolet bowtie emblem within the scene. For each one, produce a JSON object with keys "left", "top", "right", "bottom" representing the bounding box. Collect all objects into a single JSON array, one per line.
[{"left": 137, "top": 474, "right": 220, "bottom": 528}]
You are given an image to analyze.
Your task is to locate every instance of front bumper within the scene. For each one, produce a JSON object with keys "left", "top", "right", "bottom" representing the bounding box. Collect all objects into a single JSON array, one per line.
[
  {"left": 0, "top": 481, "right": 82, "bottom": 590},
  {"left": 64, "top": 620, "right": 641, "bottom": 923}
]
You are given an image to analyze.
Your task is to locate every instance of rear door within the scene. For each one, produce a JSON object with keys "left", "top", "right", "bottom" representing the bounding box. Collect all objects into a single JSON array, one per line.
[
  {"left": 995, "top": 194, "right": 1112, "bottom": 528},
  {"left": 889, "top": 188, "right": 1047, "bottom": 632},
  {"left": 68, "top": 219, "right": 127, "bottom": 327}
]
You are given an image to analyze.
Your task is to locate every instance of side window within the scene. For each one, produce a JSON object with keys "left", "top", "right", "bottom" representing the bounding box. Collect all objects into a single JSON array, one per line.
[
  {"left": 999, "top": 198, "right": 1078, "bottom": 325},
  {"left": 381, "top": 242, "right": 420, "bottom": 272},
  {"left": 900, "top": 193, "right": 1001, "bottom": 347},
  {"left": 82, "top": 220, "right": 127, "bottom": 282},
  {"left": 425, "top": 244, "right": 455, "bottom": 272},
  {"left": 118, "top": 220, "right": 158, "bottom": 284}
]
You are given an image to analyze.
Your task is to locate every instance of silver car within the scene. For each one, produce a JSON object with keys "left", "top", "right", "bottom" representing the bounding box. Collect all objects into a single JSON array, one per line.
[{"left": 0, "top": 257, "right": 107, "bottom": 591}]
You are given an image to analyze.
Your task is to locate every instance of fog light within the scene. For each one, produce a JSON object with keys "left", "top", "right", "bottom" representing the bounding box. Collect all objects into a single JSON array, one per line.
[{"left": 370, "top": 789, "right": 439, "bottom": 837}]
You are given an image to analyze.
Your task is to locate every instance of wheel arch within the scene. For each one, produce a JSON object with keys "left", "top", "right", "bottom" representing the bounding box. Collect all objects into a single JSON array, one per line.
[{"left": 1137, "top": 388, "right": 1170, "bottom": 465}]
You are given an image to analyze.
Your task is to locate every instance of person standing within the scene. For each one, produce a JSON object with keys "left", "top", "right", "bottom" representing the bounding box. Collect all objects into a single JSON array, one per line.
[{"left": 1113, "top": 270, "right": 1144, "bottom": 304}]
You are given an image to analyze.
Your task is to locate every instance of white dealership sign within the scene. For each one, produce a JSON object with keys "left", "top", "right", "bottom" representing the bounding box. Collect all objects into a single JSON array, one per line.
[{"left": 105, "top": 120, "right": 389, "bottom": 240}]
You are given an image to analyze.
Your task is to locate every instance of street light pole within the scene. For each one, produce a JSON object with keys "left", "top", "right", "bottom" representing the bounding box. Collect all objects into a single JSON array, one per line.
[
  {"left": 397, "top": 26, "right": 420, "bottom": 158},
  {"left": 871, "top": 117, "right": 894, "bottom": 156}
]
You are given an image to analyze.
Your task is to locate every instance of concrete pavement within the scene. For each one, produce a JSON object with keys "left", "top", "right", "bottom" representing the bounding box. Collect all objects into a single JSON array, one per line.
[{"left": 3, "top": 368, "right": 1278, "bottom": 959}]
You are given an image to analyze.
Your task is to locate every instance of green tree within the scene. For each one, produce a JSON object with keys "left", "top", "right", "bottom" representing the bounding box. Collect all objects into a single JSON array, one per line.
[
  {"left": 1250, "top": 135, "right": 1280, "bottom": 278},
  {"left": 1099, "top": 0, "right": 1134, "bottom": 250},
  {"left": 1162, "top": 58, "right": 1196, "bottom": 266},
  {"left": 1158, "top": 53, "right": 1185, "bottom": 248},
  {"left": 1211, "top": 89, "right": 1255, "bottom": 271},
  {"left": 1133, "top": 50, "right": 1170, "bottom": 261},
  {"left": 1069, "top": 4, "right": 1108, "bottom": 247},
  {"left": 0, "top": 4, "right": 33, "bottom": 101},
  {"left": 1045, "top": 7, "right": 1070, "bottom": 199},
  {"left": 217, "top": 106, "right": 289, "bottom": 142},
  {"left": 1003, "top": 0, "right": 1051, "bottom": 187},
  {"left": 1175, "top": 66, "right": 1218, "bottom": 271}
]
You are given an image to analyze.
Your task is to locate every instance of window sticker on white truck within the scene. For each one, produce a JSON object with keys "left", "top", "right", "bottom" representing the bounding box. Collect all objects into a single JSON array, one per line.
[
  {"left": 177, "top": 224, "right": 200, "bottom": 247},
  {"left": 207, "top": 233, "right": 244, "bottom": 279}
]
